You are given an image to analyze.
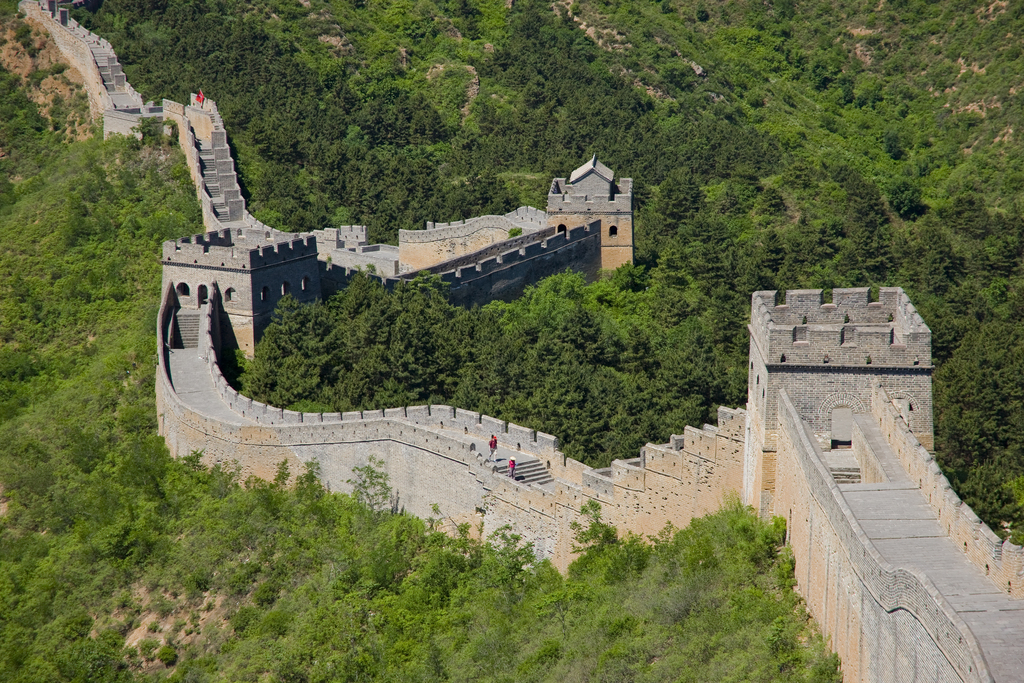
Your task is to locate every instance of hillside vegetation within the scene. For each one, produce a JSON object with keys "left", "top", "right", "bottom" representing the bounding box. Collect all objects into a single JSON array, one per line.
[
  {"left": 0, "top": 14, "right": 842, "bottom": 682},
  {"left": 1, "top": 0, "right": 1024, "bottom": 679},
  {"left": 89, "top": 0, "right": 1024, "bottom": 538}
]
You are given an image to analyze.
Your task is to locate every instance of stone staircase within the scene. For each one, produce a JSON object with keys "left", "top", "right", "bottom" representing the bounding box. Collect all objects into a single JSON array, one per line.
[
  {"left": 197, "top": 139, "right": 230, "bottom": 221},
  {"left": 492, "top": 456, "right": 554, "bottom": 486},
  {"left": 825, "top": 451, "right": 861, "bottom": 484},
  {"left": 175, "top": 311, "right": 200, "bottom": 349}
]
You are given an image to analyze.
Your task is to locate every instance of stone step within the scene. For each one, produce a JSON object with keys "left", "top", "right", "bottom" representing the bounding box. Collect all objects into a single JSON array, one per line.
[
  {"left": 490, "top": 458, "right": 553, "bottom": 486},
  {"left": 830, "top": 466, "right": 862, "bottom": 484},
  {"left": 175, "top": 312, "right": 201, "bottom": 349}
]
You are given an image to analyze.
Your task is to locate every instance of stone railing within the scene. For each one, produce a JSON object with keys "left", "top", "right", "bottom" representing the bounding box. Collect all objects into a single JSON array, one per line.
[
  {"left": 162, "top": 102, "right": 221, "bottom": 230},
  {"left": 872, "top": 386, "right": 1024, "bottom": 599},
  {"left": 777, "top": 389, "right": 992, "bottom": 683},
  {"left": 203, "top": 287, "right": 561, "bottom": 458}
]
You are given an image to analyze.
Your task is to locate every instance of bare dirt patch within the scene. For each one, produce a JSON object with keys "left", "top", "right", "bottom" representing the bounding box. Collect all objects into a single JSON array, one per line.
[
  {"left": 0, "top": 17, "right": 92, "bottom": 138},
  {"left": 462, "top": 65, "right": 479, "bottom": 119},
  {"left": 976, "top": 0, "right": 1007, "bottom": 21}
]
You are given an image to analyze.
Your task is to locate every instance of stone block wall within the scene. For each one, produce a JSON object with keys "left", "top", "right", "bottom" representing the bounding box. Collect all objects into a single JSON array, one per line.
[
  {"left": 21, "top": 0, "right": 111, "bottom": 120},
  {"left": 773, "top": 390, "right": 989, "bottom": 683},
  {"left": 851, "top": 416, "right": 889, "bottom": 485},
  {"left": 870, "top": 388, "right": 1024, "bottom": 600},
  {"left": 157, "top": 280, "right": 749, "bottom": 570},
  {"left": 161, "top": 230, "right": 320, "bottom": 353},
  {"left": 398, "top": 207, "right": 548, "bottom": 272},
  {"left": 443, "top": 222, "right": 602, "bottom": 307},
  {"left": 547, "top": 174, "right": 633, "bottom": 271},
  {"left": 746, "top": 288, "right": 934, "bottom": 516},
  {"left": 750, "top": 288, "right": 931, "bottom": 369}
]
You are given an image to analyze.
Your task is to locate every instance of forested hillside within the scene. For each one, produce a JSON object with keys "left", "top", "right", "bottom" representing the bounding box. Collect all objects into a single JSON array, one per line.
[
  {"left": 0, "top": 8, "right": 841, "bottom": 682},
  {"left": 2, "top": 0, "right": 1024, "bottom": 679},
  {"left": 82, "top": 0, "right": 1024, "bottom": 538}
]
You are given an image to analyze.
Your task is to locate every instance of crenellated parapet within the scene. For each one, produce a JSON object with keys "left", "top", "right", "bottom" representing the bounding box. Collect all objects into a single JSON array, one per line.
[
  {"left": 163, "top": 230, "right": 317, "bottom": 271},
  {"left": 154, "top": 274, "right": 1024, "bottom": 681},
  {"left": 546, "top": 156, "right": 633, "bottom": 270},
  {"left": 871, "top": 386, "right": 1024, "bottom": 601},
  {"left": 745, "top": 286, "right": 934, "bottom": 504},
  {"left": 750, "top": 288, "right": 931, "bottom": 368}
]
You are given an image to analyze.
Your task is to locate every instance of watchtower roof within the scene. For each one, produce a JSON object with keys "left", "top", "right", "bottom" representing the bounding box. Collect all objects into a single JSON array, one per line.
[{"left": 569, "top": 155, "right": 614, "bottom": 184}]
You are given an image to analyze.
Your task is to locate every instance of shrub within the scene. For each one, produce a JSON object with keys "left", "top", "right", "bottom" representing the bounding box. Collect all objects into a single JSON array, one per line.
[
  {"left": 229, "top": 605, "right": 261, "bottom": 636},
  {"left": 138, "top": 638, "right": 159, "bottom": 660},
  {"left": 156, "top": 645, "right": 177, "bottom": 666}
]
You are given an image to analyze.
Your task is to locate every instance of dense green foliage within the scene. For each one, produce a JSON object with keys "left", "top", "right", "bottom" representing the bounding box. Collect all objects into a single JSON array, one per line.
[
  {"left": 243, "top": 269, "right": 739, "bottom": 467},
  {"left": 0, "top": 33, "right": 841, "bottom": 682},
  {"left": 4, "top": 0, "right": 1024, "bottom": 677},
  {"left": 108, "top": 0, "right": 1021, "bottom": 538}
]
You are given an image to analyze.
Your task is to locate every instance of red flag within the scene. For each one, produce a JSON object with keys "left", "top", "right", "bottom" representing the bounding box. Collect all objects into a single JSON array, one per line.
[{"left": 196, "top": 90, "right": 205, "bottom": 105}]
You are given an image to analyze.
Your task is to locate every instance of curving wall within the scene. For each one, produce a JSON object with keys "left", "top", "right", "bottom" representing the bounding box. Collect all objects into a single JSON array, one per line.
[{"left": 398, "top": 207, "right": 548, "bottom": 272}]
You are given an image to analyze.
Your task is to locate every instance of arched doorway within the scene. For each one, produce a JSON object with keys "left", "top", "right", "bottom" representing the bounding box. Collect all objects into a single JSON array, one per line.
[
  {"left": 197, "top": 285, "right": 208, "bottom": 306},
  {"left": 176, "top": 282, "right": 190, "bottom": 296},
  {"left": 830, "top": 407, "right": 853, "bottom": 450},
  {"left": 556, "top": 224, "right": 566, "bottom": 234}
]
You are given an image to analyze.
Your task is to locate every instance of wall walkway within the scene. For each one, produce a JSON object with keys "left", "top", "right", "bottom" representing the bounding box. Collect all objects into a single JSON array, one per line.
[
  {"left": 28, "top": 4, "right": 1024, "bottom": 677},
  {"left": 774, "top": 389, "right": 1024, "bottom": 682}
]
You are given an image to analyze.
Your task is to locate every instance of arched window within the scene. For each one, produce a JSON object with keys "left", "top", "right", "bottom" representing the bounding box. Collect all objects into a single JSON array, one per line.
[
  {"left": 609, "top": 225, "right": 618, "bottom": 238},
  {"left": 261, "top": 286, "right": 269, "bottom": 302},
  {"left": 176, "top": 282, "right": 190, "bottom": 296},
  {"left": 224, "top": 288, "right": 235, "bottom": 302},
  {"left": 301, "top": 276, "right": 310, "bottom": 292},
  {"left": 197, "top": 285, "right": 208, "bottom": 305},
  {"left": 556, "top": 224, "right": 567, "bottom": 233},
  {"left": 282, "top": 281, "right": 290, "bottom": 295}
]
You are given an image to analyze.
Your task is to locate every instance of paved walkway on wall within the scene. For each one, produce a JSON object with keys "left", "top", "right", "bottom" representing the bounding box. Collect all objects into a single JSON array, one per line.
[
  {"left": 167, "top": 349, "right": 253, "bottom": 425},
  {"left": 840, "top": 416, "right": 1024, "bottom": 682},
  {"left": 165, "top": 349, "right": 555, "bottom": 487}
]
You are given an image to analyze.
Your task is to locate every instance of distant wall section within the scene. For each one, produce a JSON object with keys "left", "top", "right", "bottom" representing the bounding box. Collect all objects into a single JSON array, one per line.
[{"left": 398, "top": 207, "right": 548, "bottom": 272}]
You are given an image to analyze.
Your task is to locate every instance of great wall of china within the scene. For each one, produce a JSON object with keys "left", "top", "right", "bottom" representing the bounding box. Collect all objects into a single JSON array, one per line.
[{"left": 21, "top": 2, "right": 1024, "bottom": 680}]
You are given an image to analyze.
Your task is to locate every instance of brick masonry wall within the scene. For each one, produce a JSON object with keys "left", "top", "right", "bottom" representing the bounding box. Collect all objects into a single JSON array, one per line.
[
  {"left": 398, "top": 213, "right": 542, "bottom": 272},
  {"left": 155, "top": 279, "right": 1008, "bottom": 681},
  {"left": 157, "top": 281, "right": 748, "bottom": 570},
  {"left": 21, "top": 1, "right": 111, "bottom": 121},
  {"left": 317, "top": 222, "right": 603, "bottom": 309},
  {"left": 870, "top": 388, "right": 1024, "bottom": 600},
  {"left": 774, "top": 389, "right": 989, "bottom": 683}
]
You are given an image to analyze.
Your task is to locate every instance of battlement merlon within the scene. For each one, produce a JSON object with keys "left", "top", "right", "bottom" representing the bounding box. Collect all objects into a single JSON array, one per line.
[
  {"left": 163, "top": 232, "right": 318, "bottom": 270},
  {"left": 546, "top": 177, "right": 633, "bottom": 213},
  {"left": 749, "top": 288, "right": 932, "bottom": 368},
  {"left": 313, "top": 226, "right": 368, "bottom": 249}
]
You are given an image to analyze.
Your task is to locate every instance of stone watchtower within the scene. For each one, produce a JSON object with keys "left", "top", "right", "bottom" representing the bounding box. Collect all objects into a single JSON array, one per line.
[
  {"left": 547, "top": 156, "right": 633, "bottom": 271},
  {"left": 744, "top": 288, "right": 933, "bottom": 515},
  {"left": 161, "top": 227, "right": 321, "bottom": 354}
]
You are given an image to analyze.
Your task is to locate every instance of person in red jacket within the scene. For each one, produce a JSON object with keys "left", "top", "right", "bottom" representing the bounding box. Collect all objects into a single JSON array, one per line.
[
  {"left": 508, "top": 455, "right": 516, "bottom": 479},
  {"left": 488, "top": 434, "right": 498, "bottom": 462}
]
